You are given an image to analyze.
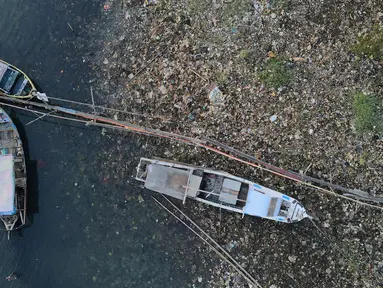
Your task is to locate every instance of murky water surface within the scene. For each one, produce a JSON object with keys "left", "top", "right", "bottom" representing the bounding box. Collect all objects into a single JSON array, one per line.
[{"left": 0, "top": 1, "right": 201, "bottom": 287}]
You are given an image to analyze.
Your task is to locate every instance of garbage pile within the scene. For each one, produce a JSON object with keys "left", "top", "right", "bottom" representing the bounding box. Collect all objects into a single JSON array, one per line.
[{"left": 86, "top": 1, "right": 383, "bottom": 287}]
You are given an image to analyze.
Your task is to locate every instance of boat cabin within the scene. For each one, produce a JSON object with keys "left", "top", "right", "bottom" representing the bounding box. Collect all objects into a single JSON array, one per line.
[{"left": 0, "top": 155, "right": 16, "bottom": 217}]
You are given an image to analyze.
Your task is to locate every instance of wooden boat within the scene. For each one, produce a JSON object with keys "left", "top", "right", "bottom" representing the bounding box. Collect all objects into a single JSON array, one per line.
[
  {"left": 136, "top": 158, "right": 310, "bottom": 223},
  {"left": 0, "top": 107, "right": 27, "bottom": 233},
  {"left": 0, "top": 59, "right": 48, "bottom": 102}
]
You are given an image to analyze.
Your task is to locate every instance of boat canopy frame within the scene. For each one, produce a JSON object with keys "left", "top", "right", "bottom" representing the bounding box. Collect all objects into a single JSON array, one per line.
[{"left": 136, "top": 158, "right": 250, "bottom": 212}]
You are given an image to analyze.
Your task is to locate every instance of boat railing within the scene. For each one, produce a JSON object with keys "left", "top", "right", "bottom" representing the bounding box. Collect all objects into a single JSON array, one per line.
[
  {"left": 194, "top": 197, "right": 244, "bottom": 213},
  {"left": 135, "top": 158, "right": 151, "bottom": 181},
  {"left": 182, "top": 170, "right": 193, "bottom": 204},
  {"left": 181, "top": 185, "right": 247, "bottom": 203}
]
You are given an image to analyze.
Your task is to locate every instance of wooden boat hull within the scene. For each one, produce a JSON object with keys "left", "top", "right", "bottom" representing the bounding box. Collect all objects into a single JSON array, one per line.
[
  {"left": 0, "top": 59, "right": 36, "bottom": 99},
  {"left": 0, "top": 108, "right": 27, "bottom": 231}
]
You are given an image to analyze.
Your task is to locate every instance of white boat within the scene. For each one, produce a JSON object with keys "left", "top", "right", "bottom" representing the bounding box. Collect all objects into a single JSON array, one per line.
[{"left": 136, "top": 158, "right": 310, "bottom": 223}]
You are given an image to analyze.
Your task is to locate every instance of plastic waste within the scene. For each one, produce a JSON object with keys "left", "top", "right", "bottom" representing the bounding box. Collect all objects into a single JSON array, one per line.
[
  {"left": 103, "top": 3, "right": 110, "bottom": 11},
  {"left": 144, "top": 0, "right": 158, "bottom": 6},
  {"left": 224, "top": 240, "right": 238, "bottom": 252},
  {"left": 253, "top": 0, "right": 264, "bottom": 19},
  {"left": 208, "top": 86, "right": 224, "bottom": 106},
  {"left": 188, "top": 113, "right": 195, "bottom": 121},
  {"left": 32, "top": 91, "right": 49, "bottom": 102}
]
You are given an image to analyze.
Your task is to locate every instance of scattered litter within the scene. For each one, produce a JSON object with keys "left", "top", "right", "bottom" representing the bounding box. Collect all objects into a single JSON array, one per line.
[
  {"left": 188, "top": 113, "right": 195, "bottom": 121},
  {"left": 197, "top": 277, "right": 202, "bottom": 283},
  {"left": 208, "top": 85, "right": 224, "bottom": 105},
  {"left": 5, "top": 273, "right": 18, "bottom": 282},
  {"left": 67, "top": 22, "right": 74, "bottom": 33},
  {"left": 159, "top": 85, "right": 167, "bottom": 95},
  {"left": 103, "top": 3, "right": 111, "bottom": 11},
  {"left": 292, "top": 57, "right": 306, "bottom": 62},
  {"left": 309, "top": 128, "right": 314, "bottom": 135},
  {"left": 189, "top": 68, "right": 207, "bottom": 82},
  {"left": 253, "top": 0, "right": 264, "bottom": 19},
  {"left": 267, "top": 51, "right": 277, "bottom": 58},
  {"left": 138, "top": 195, "right": 145, "bottom": 203},
  {"left": 144, "top": 0, "right": 158, "bottom": 6},
  {"left": 184, "top": 95, "right": 193, "bottom": 104},
  {"left": 288, "top": 255, "right": 297, "bottom": 263},
  {"left": 81, "top": 0, "right": 383, "bottom": 286},
  {"left": 224, "top": 240, "right": 238, "bottom": 252}
]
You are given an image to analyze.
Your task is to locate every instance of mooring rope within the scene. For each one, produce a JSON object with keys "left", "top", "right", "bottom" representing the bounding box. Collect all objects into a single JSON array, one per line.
[
  {"left": 46, "top": 95, "right": 172, "bottom": 121},
  {"left": 0, "top": 96, "right": 382, "bottom": 211},
  {"left": 161, "top": 195, "right": 261, "bottom": 286},
  {"left": 308, "top": 217, "right": 382, "bottom": 284},
  {"left": 152, "top": 196, "right": 263, "bottom": 288}
]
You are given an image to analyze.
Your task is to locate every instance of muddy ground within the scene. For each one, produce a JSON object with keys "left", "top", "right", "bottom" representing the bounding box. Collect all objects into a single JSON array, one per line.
[{"left": 83, "top": 0, "right": 383, "bottom": 287}]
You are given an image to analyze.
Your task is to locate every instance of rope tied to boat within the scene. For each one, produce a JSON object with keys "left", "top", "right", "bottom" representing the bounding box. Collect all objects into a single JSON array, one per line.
[
  {"left": 0, "top": 95, "right": 382, "bottom": 212},
  {"left": 153, "top": 195, "right": 263, "bottom": 288}
]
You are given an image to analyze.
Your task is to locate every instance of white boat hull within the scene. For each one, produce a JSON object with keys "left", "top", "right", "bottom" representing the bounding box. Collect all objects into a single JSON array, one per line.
[{"left": 136, "top": 158, "right": 310, "bottom": 223}]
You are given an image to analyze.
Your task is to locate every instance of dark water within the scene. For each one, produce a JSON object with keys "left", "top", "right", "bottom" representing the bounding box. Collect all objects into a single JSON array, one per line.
[{"left": 0, "top": 1, "right": 202, "bottom": 287}]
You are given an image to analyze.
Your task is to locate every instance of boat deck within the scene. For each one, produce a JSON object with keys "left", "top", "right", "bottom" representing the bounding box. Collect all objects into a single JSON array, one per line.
[
  {"left": 0, "top": 61, "right": 32, "bottom": 96},
  {"left": 0, "top": 108, "right": 27, "bottom": 231},
  {"left": 198, "top": 172, "right": 249, "bottom": 208},
  {"left": 137, "top": 158, "right": 250, "bottom": 210}
]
